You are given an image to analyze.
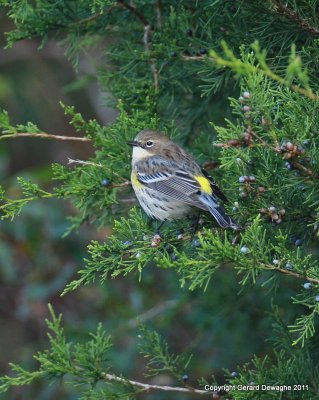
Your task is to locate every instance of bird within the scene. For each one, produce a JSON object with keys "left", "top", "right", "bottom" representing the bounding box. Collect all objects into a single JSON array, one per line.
[{"left": 127, "top": 129, "right": 241, "bottom": 230}]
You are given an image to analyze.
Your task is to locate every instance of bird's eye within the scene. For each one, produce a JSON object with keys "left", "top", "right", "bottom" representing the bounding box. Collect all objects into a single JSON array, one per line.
[{"left": 146, "top": 141, "right": 153, "bottom": 147}]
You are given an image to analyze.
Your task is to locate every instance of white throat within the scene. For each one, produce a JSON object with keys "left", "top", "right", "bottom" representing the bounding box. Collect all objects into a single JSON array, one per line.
[{"left": 132, "top": 146, "right": 150, "bottom": 165}]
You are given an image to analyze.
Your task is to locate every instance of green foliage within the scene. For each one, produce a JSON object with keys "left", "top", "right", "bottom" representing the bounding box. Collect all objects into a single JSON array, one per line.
[
  {"left": 210, "top": 41, "right": 317, "bottom": 100},
  {"left": 138, "top": 325, "right": 192, "bottom": 378},
  {"left": 1, "top": 305, "right": 318, "bottom": 399},
  {"left": 1, "top": 0, "right": 319, "bottom": 399},
  {"left": 226, "top": 308, "right": 319, "bottom": 399},
  {"left": 0, "top": 108, "right": 42, "bottom": 135},
  {"left": 0, "top": 177, "right": 53, "bottom": 220},
  {"left": 0, "top": 305, "right": 134, "bottom": 398},
  {"left": 0, "top": 306, "right": 195, "bottom": 398}
]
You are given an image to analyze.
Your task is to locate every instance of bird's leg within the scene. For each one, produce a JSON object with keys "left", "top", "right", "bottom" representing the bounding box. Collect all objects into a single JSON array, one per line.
[
  {"left": 191, "top": 211, "right": 201, "bottom": 234},
  {"left": 231, "top": 232, "right": 241, "bottom": 245},
  {"left": 155, "top": 220, "right": 166, "bottom": 236},
  {"left": 147, "top": 218, "right": 154, "bottom": 229}
]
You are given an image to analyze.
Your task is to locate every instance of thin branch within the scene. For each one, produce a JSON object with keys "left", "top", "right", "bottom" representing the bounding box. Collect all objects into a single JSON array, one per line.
[
  {"left": 151, "top": 232, "right": 319, "bottom": 284},
  {"left": 67, "top": 158, "right": 131, "bottom": 186},
  {"left": 118, "top": 0, "right": 159, "bottom": 91},
  {"left": 117, "top": 0, "right": 149, "bottom": 26},
  {"left": 181, "top": 55, "right": 208, "bottom": 61},
  {"left": 110, "top": 180, "right": 131, "bottom": 188},
  {"left": 164, "top": 229, "right": 319, "bottom": 284},
  {"left": 143, "top": 24, "right": 152, "bottom": 50},
  {"left": 71, "top": 5, "right": 118, "bottom": 25},
  {"left": 261, "top": 263, "right": 319, "bottom": 284},
  {"left": 68, "top": 158, "right": 102, "bottom": 167},
  {"left": 156, "top": 0, "right": 162, "bottom": 28},
  {"left": 188, "top": 48, "right": 319, "bottom": 100},
  {"left": 291, "top": 161, "right": 319, "bottom": 178},
  {"left": 101, "top": 373, "right": 217, "bottom": 396},
  {"left": 276, "top": 267, "right": 319, "bottom": 284},
  {"left": 213, "top": 141, "right": 241, "bottom": 148},
  {"left": 144, "top": 25, "right": 159, "bottom": 91},
  {"left": 211, "top": 51, "right": 319, "bottom": 101},
  {"left": 250, "top": 131, "right": 278, "bottom": 152},
  {"left": 269, "top": 0, "right": 319, "bottom": 36},
  {"left": 0, "top": 132, "right": 91, "bottom": 142},
  {"left": 214, "top": 136, "right": 318, "bottom": 178},
  {"left": 179, "top": 236, "right": 319, "bottom": 284}
]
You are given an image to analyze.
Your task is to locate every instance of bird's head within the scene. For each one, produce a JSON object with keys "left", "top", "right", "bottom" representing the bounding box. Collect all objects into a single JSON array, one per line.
[{"left": 127, "top": 129, "right": 172, "bottom": 162}]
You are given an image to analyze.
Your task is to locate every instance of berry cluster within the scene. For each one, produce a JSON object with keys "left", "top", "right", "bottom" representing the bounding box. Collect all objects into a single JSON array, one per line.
[
  {"left": 260, "top": 206, "right": 286, "bottom": 224},
  {"left": 278, "top": 141, "right": 305, "bottom": 159},
  {"left": 238, "top": 175, "right": 256, "bottom": 183},
  {"left": 238, "top": 174, "right": 266, "bottom": 198},
  {"left": 272, "top": 258, "right": 293, "bottom": 270},
  {"left": 151, "top": 234, "right": 162, "bottom": 247},
  {"left": 243, "top": 126, "right": 253, "bottom": 146},
  {"left": 216, "top": 92, "right": 256, "bottom": 148},
  {"left": 239, "top": 91, "right": 252, "bottom": 120},
  {"left": 239, "top": 91, "right": 252, "bottom": 101}
]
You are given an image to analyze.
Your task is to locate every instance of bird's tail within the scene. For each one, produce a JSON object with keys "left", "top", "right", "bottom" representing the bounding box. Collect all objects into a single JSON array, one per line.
[{"left": 199, "top": 193, "right": 242, "bottom": 230}]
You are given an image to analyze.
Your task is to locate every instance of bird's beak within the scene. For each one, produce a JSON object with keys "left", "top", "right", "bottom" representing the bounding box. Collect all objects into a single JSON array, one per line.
[{"left": 126, "top": 140, "right": 139, "bottom": 147}]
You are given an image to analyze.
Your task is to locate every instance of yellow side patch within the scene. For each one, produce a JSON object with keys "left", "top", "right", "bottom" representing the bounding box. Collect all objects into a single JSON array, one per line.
[
  {"left": 194, "top": 176, "right": 212, "bottom": 194},
  {"left": 131, "top": 171, "right": 144, "bottom": 189}
]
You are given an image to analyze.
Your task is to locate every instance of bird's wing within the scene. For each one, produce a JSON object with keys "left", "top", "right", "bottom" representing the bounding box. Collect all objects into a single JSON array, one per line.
[{"left": 137, "top": 166, "right": 210, "bottom": 209}]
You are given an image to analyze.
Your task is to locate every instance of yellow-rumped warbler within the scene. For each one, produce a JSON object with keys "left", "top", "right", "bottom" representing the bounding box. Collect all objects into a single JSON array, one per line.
[{"left": 128, "top": 129, "right": 241, "bottom": 230}]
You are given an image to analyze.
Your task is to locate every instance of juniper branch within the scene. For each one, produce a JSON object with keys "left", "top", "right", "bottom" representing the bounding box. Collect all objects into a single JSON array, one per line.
[
  {"left": 117, "top": 0, "right": 149, "bottom": 26},
  {"left": 117, "top": 0, "right": 159, "bottom": 90},
  {"left": 263, "top": 264, "right": 319, "bottom": 284},
  {"left": 291, "top": 161, "right": 319, "bottom": 178},
  {"left": 144, "top": 24, "right": 159, "bottom": 91},
  {"left": 100, "top": 373, "right": 216, "bottom": 396},
  {"left": 214, "top": 137, "right": 319, "bottom": 178},
  {"left": 210, "top": 45, "right": 319, "bottom": 100},
  {"left": 71, "top": 5, "right": 118, "bottom": 25},
  {"left": 67, "top": 159, "right": 102, "bottom": 167},
  {"left": 67, "top": 158, "right": 131, "bottom": 187},
  {"left": 156, "top": 0, "right": 162, "bottom": 28},
  {"left": 0, "top": 132, "right": 91, "bottom": 142},
  {"left": 269, "top": 0, "right": 319, "bottom": 36}
]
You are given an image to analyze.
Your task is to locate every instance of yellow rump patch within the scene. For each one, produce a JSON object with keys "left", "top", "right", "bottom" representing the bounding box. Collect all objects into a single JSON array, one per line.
[
  {"left": 194, "top": 176, "right": 212, "bottom": 194},
  {"left": 131, "top": 171, "right": 144, "bottom": 189}
]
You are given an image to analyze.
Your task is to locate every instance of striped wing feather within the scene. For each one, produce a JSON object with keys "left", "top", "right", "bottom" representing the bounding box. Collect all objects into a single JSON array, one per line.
[{"left": 137, "top": 169, "right": 207, "bottom": 209}]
